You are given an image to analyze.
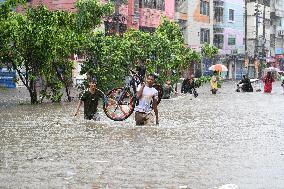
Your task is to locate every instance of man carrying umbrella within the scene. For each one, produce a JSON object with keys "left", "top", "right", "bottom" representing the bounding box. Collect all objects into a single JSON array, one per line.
[
  {"left": 210, "top": 71, "right": 218, "bottom": 94},
  {"left": 208, "top": 64, "right": 228, "bottom": 94}
]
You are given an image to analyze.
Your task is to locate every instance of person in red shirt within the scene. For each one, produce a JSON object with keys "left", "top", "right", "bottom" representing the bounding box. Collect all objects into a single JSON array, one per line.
[{"left": 263, "top": 72, "right": 275, "bottom": 93}]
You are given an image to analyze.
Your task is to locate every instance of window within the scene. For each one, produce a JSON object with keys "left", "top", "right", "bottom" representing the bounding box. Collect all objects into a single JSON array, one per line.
[
  {"left": 140, "top": 0, "right": 165, "bottom": 11},
  {"left": 229, "top": 9, "right": 234, "bottom": 21},
  {"left": 200, "top": 0, "right": 210, "bottom": 16},
  {"left": 228, "top": 35, "right": 236, "bottom": 45},
  {"left": 200, "top": 28, "right": 210, "bottom": 44},
  {"left": 214, "top": 7, "right": 224, "bottom": 23},
  {"left": 214, "top": 34, "right": 224, "bottom": 49}
]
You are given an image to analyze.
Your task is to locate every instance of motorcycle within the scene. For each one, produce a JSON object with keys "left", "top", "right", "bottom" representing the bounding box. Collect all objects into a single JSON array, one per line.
[{"left": 236, "top": 79, "right": 261, "bottom": 92}]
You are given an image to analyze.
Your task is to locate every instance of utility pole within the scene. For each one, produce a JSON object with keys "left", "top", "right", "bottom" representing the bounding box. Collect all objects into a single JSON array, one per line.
[
  {"left": 244, "top": 0, "right": 248, "bottom": 75},
  {"left": 261, "top": 4, "right": 266, "bottom": 78},
  {"left": 245, "top": 0, "right": 247, "bottom": 53},
  {"left": 254, "top": 3, "right": 260, "bottom": 58},
  {"left": 254, "top": 3, "right": 261, "bottom": 78},
  {"left": 262, "top": 5, "right": 266, "bottom": 58}
]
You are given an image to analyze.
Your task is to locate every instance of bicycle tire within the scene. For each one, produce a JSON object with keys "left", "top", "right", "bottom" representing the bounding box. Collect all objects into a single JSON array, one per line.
[{"left": 103, "top": 87, "right": 135, "bottom": 121}]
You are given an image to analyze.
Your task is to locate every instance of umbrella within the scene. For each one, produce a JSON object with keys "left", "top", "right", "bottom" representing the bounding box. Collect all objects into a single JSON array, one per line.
[
  {"left": 264, "top": 67, "right": 280, "bottom": 72},
  {"left": 209, "top": 64, "right": 228, "bottom": 72}
]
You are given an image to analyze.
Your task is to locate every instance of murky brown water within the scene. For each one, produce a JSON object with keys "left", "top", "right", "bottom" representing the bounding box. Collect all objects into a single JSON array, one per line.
[{"left": 1, "top": 82, "right": 284, "bottom": 189}]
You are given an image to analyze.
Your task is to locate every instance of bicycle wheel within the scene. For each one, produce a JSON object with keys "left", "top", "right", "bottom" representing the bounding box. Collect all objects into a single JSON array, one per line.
[
  {"left": 153, "top": 84, "right": 163, "bottom": 105},
  {"left": 103, "top": 87, "right": 135, "bottom": 121}
]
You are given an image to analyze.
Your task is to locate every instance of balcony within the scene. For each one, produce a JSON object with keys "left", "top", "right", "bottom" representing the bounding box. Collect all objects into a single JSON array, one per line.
[
  {"left": 213, "top": 0, "right": 224, "bottom": 8},
  {"left": 175, "top": 12, "right": 188, "bottom": 21},
  {"left": 213, "top": 27, "right": 224, "bottom": 34}
]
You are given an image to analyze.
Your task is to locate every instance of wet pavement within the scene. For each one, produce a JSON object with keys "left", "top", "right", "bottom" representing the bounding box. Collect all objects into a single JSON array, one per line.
[{"left": 1, "top": 81, "right": 284, "bottom": 189}]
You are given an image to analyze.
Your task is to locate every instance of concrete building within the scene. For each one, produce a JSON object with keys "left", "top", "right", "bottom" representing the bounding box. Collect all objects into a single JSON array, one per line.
[
  {"left": 270, "top": 0, "right": 284, "bottom": 70},
  {"left": 23, "top": 0, "right": 175, "bottom": 30},
  {"left": 176, "top": 0, "right": 213, "bottom": 49},
  {"left": 175, "top": 0, "right": 214, "bottom": 76},
  {"left": 213, "top": 0, "right": 245, "bottom": 79},
  {"left": 246, "top": 0, "right": 271, "bottom": 78},
  {"left": 184, "top": 0, "right": 213, "bottom": 50}
]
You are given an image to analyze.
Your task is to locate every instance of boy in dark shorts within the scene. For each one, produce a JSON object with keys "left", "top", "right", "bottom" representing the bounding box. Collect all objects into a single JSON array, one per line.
[{"left": 74, "top": 78, "right": 104, "bottom": 120}]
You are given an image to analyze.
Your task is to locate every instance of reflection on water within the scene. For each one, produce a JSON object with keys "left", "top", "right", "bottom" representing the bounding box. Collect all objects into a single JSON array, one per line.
[{"left": 1, "top": 82, "right": 284, "bottom": 188}]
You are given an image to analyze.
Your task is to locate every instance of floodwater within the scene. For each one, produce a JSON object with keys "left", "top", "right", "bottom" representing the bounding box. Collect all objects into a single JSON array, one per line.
[{"left": 1, "top": 81, "right": 284, "bottom": 189}]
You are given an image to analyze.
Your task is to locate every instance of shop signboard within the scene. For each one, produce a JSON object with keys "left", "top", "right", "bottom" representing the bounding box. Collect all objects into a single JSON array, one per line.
[
  {"left": 275, "top": 48, "right": 283, "bottom": 55},
  {"left": 202, "top": 58, "right": 212, "bottom": 76},
  {"left": 0, "top": 70, "right": 16, "bottom": 88}
]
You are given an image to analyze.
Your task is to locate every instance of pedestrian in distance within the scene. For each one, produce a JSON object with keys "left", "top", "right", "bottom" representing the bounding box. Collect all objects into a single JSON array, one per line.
[
  {"left": 181, "top": 76, "right": 198, "bottom": 99},
  {"left": 263, "top": 72, "right": 275, "bottom": 93},
  {"left": 134, "top": 74, "right": 159, "bottom": 125},
  {"left": 135, "top": 60, "right": 146, "bottom": 80},
  {"left": 210, "top": 71, "right": 218, "bottom": 94},
  {"left": 162, "top": 80, "right": 178, "bottom": 99},
  {"left": 74, "top": 77, "right": 104, "bottom": 120},
  {"left": 181, "top": 76, "right": 195, "bottom": 94},
  {"left": 281, "top": 79, "right": 284, "bottom": 93},
  {"left": 237, "top": 75, "right": 253, "bottom": 92}
]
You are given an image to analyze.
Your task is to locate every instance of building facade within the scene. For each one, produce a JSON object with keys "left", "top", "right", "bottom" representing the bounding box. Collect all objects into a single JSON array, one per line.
[
  {"left": 176, "top": 0, "right": 214, "bottom": 48},
  {"left": 118, "top": 0, "right": 175, "bottom": 32},
  {"left": 23, "top": 0, "right": 175, "bottom": 31},
  {"left": 270, "top": 0, "right": 284, "bottom": 70},
  {"left": 213, "top": 0, "right": 245, "bottom": 79},
  {"left": 175, "top": 0, "right": 214, "bottom": 76},
  {"left": 246, "top": 0, "right": 271, "bottom": 78}
]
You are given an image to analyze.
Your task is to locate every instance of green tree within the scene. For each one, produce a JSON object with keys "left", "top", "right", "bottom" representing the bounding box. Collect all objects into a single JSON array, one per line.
[
  {"left": 0, "top": 0, "right": 112, "bottom": 104},
  {"left": 149, "top": 18, "right": 201, "bottom": 84},
  {"left": 80, "top": 18, "right": 201, "bottom": 92},
  {"left": 201, "top": 43, "right": 219, "bottom": 59},
  {"left": 81, "top": 32, "right": 130, "bottom": 92}
]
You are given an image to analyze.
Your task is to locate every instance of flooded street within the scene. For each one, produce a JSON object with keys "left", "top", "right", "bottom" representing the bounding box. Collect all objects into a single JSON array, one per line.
[{"left": 1, "top": 81, "right": 284, "bottom": 189}]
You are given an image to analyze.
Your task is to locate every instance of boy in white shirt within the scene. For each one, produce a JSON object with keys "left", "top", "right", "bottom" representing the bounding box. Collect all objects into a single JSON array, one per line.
[{"left": 134, "top": 74, "right": 159, "bottom": 125}]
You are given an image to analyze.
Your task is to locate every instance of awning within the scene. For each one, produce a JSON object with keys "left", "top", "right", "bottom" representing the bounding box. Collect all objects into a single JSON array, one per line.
[
  {"left": 275, "top": 54, "right": 284, "bottom": 59},
  {"left": 266, "top": 57, "right": 276, "bottom": 62}
]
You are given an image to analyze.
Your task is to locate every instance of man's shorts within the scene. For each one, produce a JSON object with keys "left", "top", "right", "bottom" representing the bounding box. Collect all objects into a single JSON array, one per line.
[{"left": 135, "top": 112, "right": 154, "bottom": 125}]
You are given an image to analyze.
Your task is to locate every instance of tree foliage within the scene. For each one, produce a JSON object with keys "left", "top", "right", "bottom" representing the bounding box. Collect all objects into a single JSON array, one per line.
[
  {"left": 0, "top": 0, "right": 112, "bottom": 104},
  {"left": 81, "top": 18, "right": 201, "bottom": 92},
  {"left": 149, "top": 18, "right": 201, "bottom": 84},
  {"left": 201, "top": 43, "right": 219, "bottom": 59}
]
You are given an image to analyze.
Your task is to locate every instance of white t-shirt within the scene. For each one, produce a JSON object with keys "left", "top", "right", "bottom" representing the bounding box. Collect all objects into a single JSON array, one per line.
[{"left": 134, "top": 85, "right": 158, "bottom": 113}]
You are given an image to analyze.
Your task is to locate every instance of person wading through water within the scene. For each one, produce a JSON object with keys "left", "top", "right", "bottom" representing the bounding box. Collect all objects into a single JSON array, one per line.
[
  {"left": 74, "top": 77, "right": 104, "bottom": 120},
  {"left": 134, "top": 74, "right": 159, "bottom": 125}
]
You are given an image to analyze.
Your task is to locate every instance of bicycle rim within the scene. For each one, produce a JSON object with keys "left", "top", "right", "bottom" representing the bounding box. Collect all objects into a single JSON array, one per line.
[
  {"left": 153, "top": 84, "right": 163, "bottom": 105},
  {"left": 103, "top": 87, "right": 135, "bottom": 121}
]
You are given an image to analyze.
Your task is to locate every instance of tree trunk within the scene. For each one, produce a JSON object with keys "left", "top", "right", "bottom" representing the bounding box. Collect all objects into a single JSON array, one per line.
[
  {"left": 53, "top": 62, "right": 72, "bottom": 102},
  {"left": 28, "top": 80, "right": 38, "bottom": 104},
  {"left": 39, "top": 83, "right": 48, "bottom": 104},
  {"left": 65, "top": 86, "right": 72, "bottom": 102},
  {"left": 29, "top": 80, "right": 38, "bottom": 104},
  {"left": 115, "top": 0, "right": 121, "bottom": 34},
  {"left": 30, "top": 90, "right": 38, "bottom": 104}
]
